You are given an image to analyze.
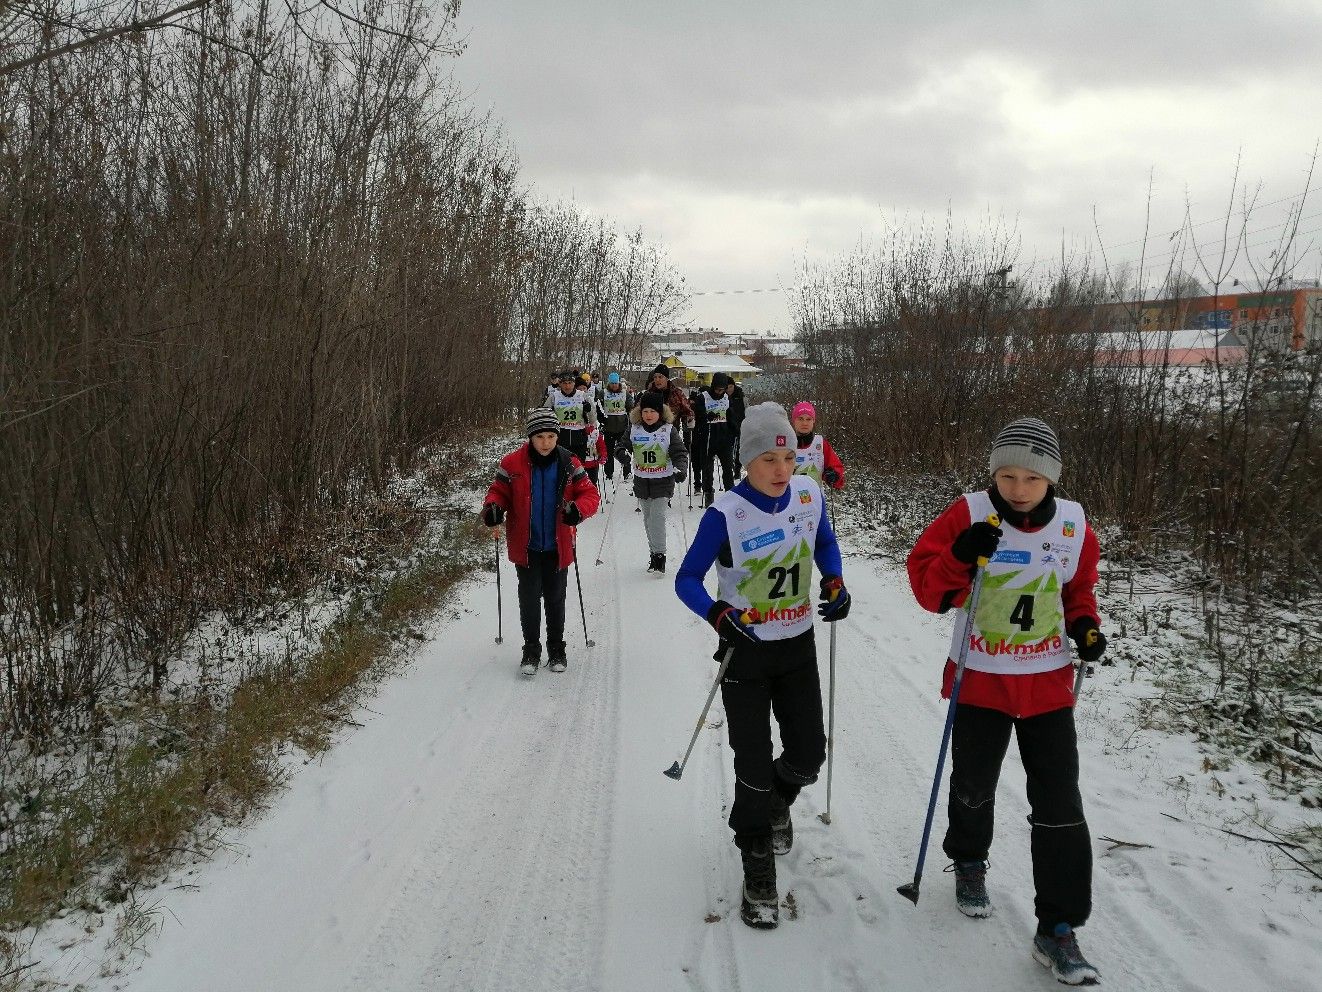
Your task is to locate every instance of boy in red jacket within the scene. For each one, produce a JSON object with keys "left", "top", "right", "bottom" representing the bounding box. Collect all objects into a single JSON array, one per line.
[
  {"left": 481, "top": 409, "right": 601, "bottom": 677},
  {"left": 906, "top": 417, "right": 1106, "bottom": 986}
]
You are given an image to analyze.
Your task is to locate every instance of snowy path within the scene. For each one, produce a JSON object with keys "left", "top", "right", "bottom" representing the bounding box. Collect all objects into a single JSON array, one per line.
[{"left": 63, "top": 481, "right": 1320, "bottom": 992}]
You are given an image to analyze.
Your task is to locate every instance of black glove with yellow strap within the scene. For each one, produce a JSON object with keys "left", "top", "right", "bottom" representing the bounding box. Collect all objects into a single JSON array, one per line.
[
  {"left": 706, "top": 600, "right": 760, "bottom": 644},
  {"left": 951, "top": 519, "right": 1003, "bottom": 565},
  {"left": 1069, "top": 617, "right": 1107, "bottom": 663}
]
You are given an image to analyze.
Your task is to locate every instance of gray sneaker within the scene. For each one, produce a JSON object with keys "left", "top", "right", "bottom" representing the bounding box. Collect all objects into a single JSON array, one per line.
[
  {"left": 950, "top": 860, "right": 992, "bottom": 918},
  {"left": 1032, "top": 924, "right": 1100, "bottom": 985}
]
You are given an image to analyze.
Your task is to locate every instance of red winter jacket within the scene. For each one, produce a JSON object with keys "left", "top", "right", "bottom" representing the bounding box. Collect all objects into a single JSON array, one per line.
[
  {"left": 799, "top": 434, "right": 846, "bottom": 490},
  {"left": 482, "top": 443, "right": 601, "bottom": 567},
  {"left": 906, "top": 489, "right": 1101, "bottom": 719}
]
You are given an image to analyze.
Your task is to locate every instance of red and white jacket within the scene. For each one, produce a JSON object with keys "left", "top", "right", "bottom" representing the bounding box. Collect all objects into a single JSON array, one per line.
[
  {"left": 482, "top": 443, "right": 601, "bottom": 567},
  {"left": 906, "top": 488, "right": 1101, "bottom": 719},
  {"left": 582, "top": 426, "right": 608, "bottom": 468}
]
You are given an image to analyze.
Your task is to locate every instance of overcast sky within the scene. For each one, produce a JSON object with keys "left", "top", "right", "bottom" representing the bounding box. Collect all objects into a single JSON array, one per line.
[{"left": 453, "top": 1, "right": 1322, "bottom": 335}]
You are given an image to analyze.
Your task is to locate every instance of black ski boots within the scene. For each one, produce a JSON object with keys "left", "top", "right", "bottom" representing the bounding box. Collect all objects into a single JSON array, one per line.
[
  {"left": 739, "top": 839, "right": 779, "bottom": 929},
  {"left": 519, "top": 645, "right": 540, "bottom": 678},
  {"left": 547, "top": 642, "right": 568, "bottom": 673},
  {"left": 769, "top": 790, "right": 794, "bottom": 855},
  {"left": 647, "top": 552, "right": 666, "bottom": 573}
]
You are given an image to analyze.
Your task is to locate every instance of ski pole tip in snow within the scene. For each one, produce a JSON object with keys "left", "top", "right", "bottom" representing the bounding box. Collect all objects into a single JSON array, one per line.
[
  {"left": 896, "top": 882, "right": 920, "bottom": 905},
  {"left": 817, "top": 812, "right": 832, "bottom": 825},
  {"left": 663, "top": 761, "right": 683, "bottom": 780}
]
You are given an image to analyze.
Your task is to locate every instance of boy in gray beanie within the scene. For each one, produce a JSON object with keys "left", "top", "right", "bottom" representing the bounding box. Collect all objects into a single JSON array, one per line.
[
  {"left": 905, "top": 416, "right": 1106, "bottom": 984},
  {"left": 674, "top": 401, "right": 851, "bottom": 930}
]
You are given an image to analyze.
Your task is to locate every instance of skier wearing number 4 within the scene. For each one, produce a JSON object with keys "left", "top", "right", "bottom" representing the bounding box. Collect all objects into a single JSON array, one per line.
[
  {"left": 907, "top": 417, "right": 1107, "bottom": 986},
  {"left": 481, "top": 409, "right": 600, "bottom": 677},
  {"left": 618, "top": 392, "right": 688, "bottom": 573},
  {"left": 675, "top": 402, "right": 849, "bottom": 931}
]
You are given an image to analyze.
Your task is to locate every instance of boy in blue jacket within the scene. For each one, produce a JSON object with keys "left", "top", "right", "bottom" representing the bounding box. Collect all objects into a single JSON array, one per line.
[{"left": 674, "top": 402, "right": 851, "bottom": 930}]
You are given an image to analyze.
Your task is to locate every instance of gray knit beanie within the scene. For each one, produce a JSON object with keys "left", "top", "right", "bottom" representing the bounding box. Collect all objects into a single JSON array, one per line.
[
  {"left": 740, "top": 402, "right": 794, "bottom": 464},
  {"left": 526, "top": 407, "right": 561, "bottom": 438},
  {"left": 988, "top": 417, "right": 1062, "bottom": 483}
]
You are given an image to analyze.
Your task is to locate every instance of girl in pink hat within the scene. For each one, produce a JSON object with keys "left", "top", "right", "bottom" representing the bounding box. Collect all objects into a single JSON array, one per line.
[{"left": 790, "top": 402, "right": 846, "bottom": 490}]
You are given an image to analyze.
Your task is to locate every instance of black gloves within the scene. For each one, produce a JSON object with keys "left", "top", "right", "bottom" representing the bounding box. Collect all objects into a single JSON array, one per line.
[
  {"left": 481, "top": 504, "right": 505, "bottom": 528},
  {"left": 818, "top": 576, "right": 851, "bottom": 622},
  {"left": 822, "top": 468, "right": 841, "bottom": 488},
  {"left": 706, "top": 600, "right": 760, "bottom": 644},
  {"left": 562, "top": 503, "right": 582, "bottom": 526},
  {"left": 952, "top": 520, "right": 1003, "bottom": 565},
  {"left": 1069, "top": 618, "right": 1107, "bottom": 662}
]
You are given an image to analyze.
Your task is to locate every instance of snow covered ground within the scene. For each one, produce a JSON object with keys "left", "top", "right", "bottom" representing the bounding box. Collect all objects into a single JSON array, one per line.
[{"left": 30, "top": 478, "right": 1321, "bottom": 991}]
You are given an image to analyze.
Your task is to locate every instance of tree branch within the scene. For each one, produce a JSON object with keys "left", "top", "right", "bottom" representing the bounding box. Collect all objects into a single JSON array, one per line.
[{"left": 0, "top": 0, "right": 210, "bottom": 77}]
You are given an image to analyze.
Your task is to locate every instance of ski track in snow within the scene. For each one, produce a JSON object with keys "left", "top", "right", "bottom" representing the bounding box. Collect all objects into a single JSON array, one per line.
[{"left": 53, "top": 477, "right": 1322, "bottom": 992}]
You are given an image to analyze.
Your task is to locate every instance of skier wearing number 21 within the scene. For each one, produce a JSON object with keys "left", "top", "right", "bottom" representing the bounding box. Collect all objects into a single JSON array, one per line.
[
  {"left": 674, "top": 402, "right": 850, "bottom": 931},
  {"left": 907, "top": 417, "right": 1107, "bottom": 986}
]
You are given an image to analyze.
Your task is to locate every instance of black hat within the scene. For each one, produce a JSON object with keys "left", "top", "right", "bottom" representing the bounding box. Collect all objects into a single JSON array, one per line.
[
  {"left": 639, "top": 392, "right": 664, "bottom": 414},
  {"left": 651, "top": 363, "right": 671, "bottom": 380},
  {"left": 711, "top": 372, "right": 730, "bottom": 389}
]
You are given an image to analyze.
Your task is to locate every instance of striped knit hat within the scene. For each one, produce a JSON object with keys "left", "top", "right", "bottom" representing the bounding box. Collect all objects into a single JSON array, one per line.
[
  {"left": 989, "top": 417, "right": 1062, "bottom": 483},
  {"left": 526, "top": 407, "right": 561, "bottom": 438}
]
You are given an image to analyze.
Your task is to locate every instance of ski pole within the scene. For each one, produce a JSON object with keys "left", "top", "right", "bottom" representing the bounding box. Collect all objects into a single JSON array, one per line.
[
  {"left": 571, "top": 532, "right": 595, "bottom": 648},
  {"left": 897, "top": 513, "right": 999, "bottom": 906},
  {"left": 665, "top": 634, "right": 745, "bottom": 780},
  {"left": 493, "top": 527, "right": 504, "bottom": 645},
  {"left": 594, "top": 486, "right": 620, "bottom": 565},
  {"left": 1072, "top": 630, "right": 1099, "bottom": 697},
  {"left": 818, "top": 620, "right": 838, "bottom": 825},
  {"left": 686, "top": 459, "right": 693, "bottom": 511}
]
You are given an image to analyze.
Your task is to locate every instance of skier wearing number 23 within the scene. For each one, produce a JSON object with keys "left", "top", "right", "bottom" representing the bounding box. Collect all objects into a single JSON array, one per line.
[
  {"left": 907, "top": 417, "right": 1107, "bottom": 986},
  {"left": 675, "top": 402, "right": 850, "bottom": 931}
]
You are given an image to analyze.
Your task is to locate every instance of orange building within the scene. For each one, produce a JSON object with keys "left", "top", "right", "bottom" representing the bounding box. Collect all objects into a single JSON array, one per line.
[{"left": 1092, "top": 287, "right": 1322, "bottom": 351}]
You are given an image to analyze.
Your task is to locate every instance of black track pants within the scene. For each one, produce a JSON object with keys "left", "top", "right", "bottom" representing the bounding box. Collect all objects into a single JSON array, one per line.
[
  {"left": 703, "top": 437, "right": 734, "bottom": 495},
  {"left": 515, "top": 548, "right": 566, "bottom": 655},
  {"left": 720, "top": 629, "right": 826, "bottom": 849},
  {"left": 942, "top": 702, "right": 1092, "bottom": 930},
  {"left": 603, "top": 430, "right": 627, "bottom": 479}
]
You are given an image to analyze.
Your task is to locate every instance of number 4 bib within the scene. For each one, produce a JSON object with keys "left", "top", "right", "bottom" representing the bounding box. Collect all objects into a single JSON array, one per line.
[{"left": 948, "top": 490, "right": 1086, "bottom": 675}]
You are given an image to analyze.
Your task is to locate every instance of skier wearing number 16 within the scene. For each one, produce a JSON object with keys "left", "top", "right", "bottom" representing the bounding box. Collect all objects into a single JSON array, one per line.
[
  {"left": 906, "top": 417, "right": 1107, "bottom": 986},
  {"left": 617, "top": 393, "right": 689, "bottom": 574},
  {"left": 675, "top": 402, "right": 849, "bottom": 931}
]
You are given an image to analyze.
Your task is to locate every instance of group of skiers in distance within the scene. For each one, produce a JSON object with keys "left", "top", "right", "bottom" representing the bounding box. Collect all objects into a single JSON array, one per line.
[{"left": 480, "top": 364, "right": 1108, "bottom": 985}]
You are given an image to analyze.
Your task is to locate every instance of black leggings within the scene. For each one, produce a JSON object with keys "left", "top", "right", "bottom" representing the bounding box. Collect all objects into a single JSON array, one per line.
[
  {"left": 720, "top": 630, "right": 826, "bottom": 848},
  {"left": 943, "top": 702, "right": 1092, "bottom": 930},
  {"left": 515, "top": 548, "right": 566, "bottom": 655}
]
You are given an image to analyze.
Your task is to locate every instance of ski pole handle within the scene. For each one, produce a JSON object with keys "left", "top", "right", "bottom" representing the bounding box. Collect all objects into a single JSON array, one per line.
[{"left": 974, "top": 512, "right": 1001, "bottom": 567}]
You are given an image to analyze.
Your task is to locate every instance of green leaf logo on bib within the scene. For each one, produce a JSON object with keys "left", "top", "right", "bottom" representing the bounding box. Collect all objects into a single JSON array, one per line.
[
  {"left": 972, "top": 569, "right": 1065, "bottom": 652},
  {"left": 735, "top": 537, "right": 814, "bottom": 624}
]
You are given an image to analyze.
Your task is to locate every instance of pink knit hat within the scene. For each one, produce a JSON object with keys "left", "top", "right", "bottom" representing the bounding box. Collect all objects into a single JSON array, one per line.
[{"left": 792, "top": 401, "right": 816, "bottom": 419}]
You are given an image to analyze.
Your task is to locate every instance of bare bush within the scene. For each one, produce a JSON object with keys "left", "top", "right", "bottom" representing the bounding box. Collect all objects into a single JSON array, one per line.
[{"left": 0, "top": 0, "right": 687, "bottom": 738}]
